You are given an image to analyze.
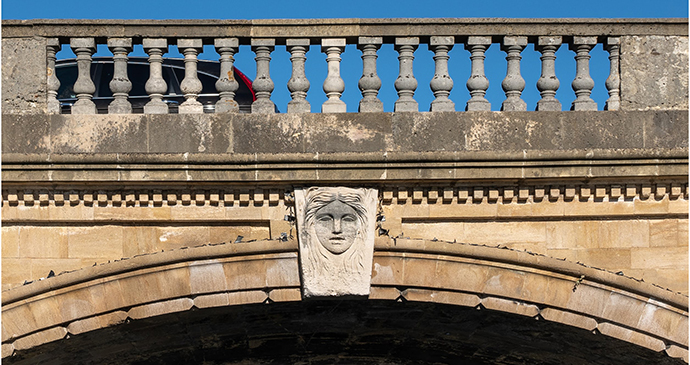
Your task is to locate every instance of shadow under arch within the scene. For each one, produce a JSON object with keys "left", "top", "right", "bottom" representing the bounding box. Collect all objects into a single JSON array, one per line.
[{"left": 2, "top": 237, "right": 687, "bottom": 363}]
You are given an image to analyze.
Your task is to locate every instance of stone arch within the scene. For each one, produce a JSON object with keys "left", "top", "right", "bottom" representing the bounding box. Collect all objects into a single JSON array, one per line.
[{"left": 2, "top": 237, "right": 687, "bottom": 362}]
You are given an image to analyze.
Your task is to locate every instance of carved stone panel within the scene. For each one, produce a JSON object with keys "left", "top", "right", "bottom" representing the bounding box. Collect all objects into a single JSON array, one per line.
[{"left": 295, "top": 186, "right": 378, "bottom": 298}]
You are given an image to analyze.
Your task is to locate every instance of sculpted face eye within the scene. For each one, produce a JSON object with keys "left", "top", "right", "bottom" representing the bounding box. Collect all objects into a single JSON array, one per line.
[
  {"left": 342, "top": 214, "right": 356, "bottom": 222},
  {"left": 316, "top": 214, "right": 333, "bottom": 222}
]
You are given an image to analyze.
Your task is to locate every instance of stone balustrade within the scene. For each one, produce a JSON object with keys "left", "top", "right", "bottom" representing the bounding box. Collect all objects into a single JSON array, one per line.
[{"left": 2, "top": 18, "right": 687, "bottom": 114}]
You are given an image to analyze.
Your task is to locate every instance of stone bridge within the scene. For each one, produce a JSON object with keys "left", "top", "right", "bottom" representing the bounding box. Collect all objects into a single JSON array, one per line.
[{"left": 1, "top": 18, "right": 688, "bottom": 364}]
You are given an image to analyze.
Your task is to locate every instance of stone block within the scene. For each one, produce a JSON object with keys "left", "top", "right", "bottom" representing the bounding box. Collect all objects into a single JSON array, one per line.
[
  {"left": 403, "top": 288, "right": 480, "bottom": 307},
  {"left": 598, "top": 322, "right": 666, "bottom": 352},
  {"left": 565, "top": 284, "right": 609, "bottom": 318},
  {"left": 189, "top": 261, "right": 228, "bottom": 294},
  {"left": 430, "top": 36, "right": 454, "bottom": 46},
  {"left": 371, "top": 255, "right": 405, "bottom": 286},
  {"left": 13, "top": 326, "right": 66, "bottom": 351},
  {"left": 2, "top": 38, "right": 47, "bottom": 114},
  {"left": 649, "top": 219, "right": 679, "bottom": 247},
  {"left": 194, "top": 293, "right": 231, "bottom": 308},
  {"left": 625, "top": 185, "right": 637, "bottom": 198},
  {"left": 2, "top": 343, "right": 14, "bottom": 358},
  {"left": 481, "top": 297, "right": 539, "bottom": 317},
  {"left": 2, "top": 227, "right": 20, "bottom": 257},
  {"left": 215, "top": 37, "right": 239, "bottom": 48},
  {"left": 621, "top": 36, "right": 689, "bottom": 110},
  {"left": 224, "top": 258, "right": 267, "bottom": 291},
  {"left": 177, "top": 38, "right": 202, "bottom": 49},
  {"left": 631, "top": 246, "right": 687, "bottom": 269},
  {"left": 401, "top": 257, "right": 438, "bottom": 288},
  {"left": 67, "top": 226, "right": 124, "bottom": 259},
  {"left": 228, "top": 290, "right": 269, "bottom": 305},
  {"left": 118, "top": 267, "right": 191, "bottom": 306},
  {"left": 666, "top": 345, "right": 689, "bottom": 362},
  {"left": 66, "top": 311, "right": 127, "bottom": 335},
  {"left": 402, "top": 221, "right": 463, "bottom": 242},
  {"left": 122, "top": 227, "right": 159, "bottom": 257},
  {"left": 155, "top": 226, "right": 210, "bottom": 249},
  {"left": 578, "top": 248, "right": 631, "bottom": 270},
  {"left": 369, "top": 286, "right": 401, "bottom": 300},
  {"left": 598, "top": 220, "right": 649, "bottom": 248},
  {"left": 395, "top": 37, "right": 419, "bottom": 46},
  {"left": 538, "top": 36, "right": 562, "bottom": 46},
  {"left": 1, "top": 259, "right": 31, "bottom": 286},
  {"left": 265, "top": 256, "right": 300, "bottom": 287},
  {"left": 601, "top": 292, "right": 647, "bottom": 329},
  {"left": 128, "top": 298, "right": 194, "bottom": 319},
  {"left": 464, "top": 221, "right": 546, "bottom": 246},
  {"left": 142, "top": 38, "right": 167, "bottom": 49},
  {"left": 358, "top": 36, "right": 383, "bottom": 45},
  {"left": 19, "top": 227, "right": 68, "bottom": 258},
  {"left": 268, "top": 288, "right": 301, "bottom": 302},
  {"left": 545, "top": 221, "right": 598, "bottom": 249},
  {"left": 466, "top": 36, "right": 492, "bottom": 46},
  {"left": 503, "top": 36, "right": 528, "bottom": 47},
  {"left": 251, "top": 38, "right": 275, "bottom": 47},
  {"left": 540, "top": 307, "right": 597, "bottom": 331},
  {"left": 637, "top": 304, "right": 688, "bottom": 345}
]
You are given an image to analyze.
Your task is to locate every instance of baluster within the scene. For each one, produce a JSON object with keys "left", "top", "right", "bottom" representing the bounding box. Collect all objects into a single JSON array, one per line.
[
  {"left": 465, "top": 36, "right": 492, "bottom": 111},
  {"left": 143, "top": 38, "right": 169, "bottom": 114},
  {"left": 570, "top": 36, "right": 598, "bottom": 111},
  {"left": 429, "top": 36, "right": 455, "bottom": 112},
  {"left": 70, "top": 38, "right": 96, "bottom": 114},
  {"left": 178, "top": 39, "right": 203, "bottom": 114},
  {"left": 501, "top": 36, "right": 527, "bottom": 111},
  {"left": 357, "top": 37, "right": 383, "bottom": 112},
  {"left": 251, "top": 39, "right": 276, "bottom": 114},
  {"left": 536, "top": 36, "right": 562, "bottom": 111},
  {"left": 287, "top": 39, "right": 310, "bottom": 113},
  {"left": 321, "top": 39, "right": 346, "bottom": 113},
  {"left": 46, "top": 38, "right": 61, "bottom": 114},
  {"left": 394, "top": 37, "right": 419, "bottom": 112},
  {"left": 605, "top": 37, "right": 621, "bottom": 111},
  {"left": 107, "top": 38, "right": 133, "bottom": 114},
  {"left": 215, "top": 38, "right": 240, "bottom": 113}
]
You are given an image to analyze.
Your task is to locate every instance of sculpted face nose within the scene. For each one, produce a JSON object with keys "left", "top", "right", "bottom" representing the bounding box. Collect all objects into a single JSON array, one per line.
[{"left": 332, "top": 218, "right": 342, "bottom": 233}]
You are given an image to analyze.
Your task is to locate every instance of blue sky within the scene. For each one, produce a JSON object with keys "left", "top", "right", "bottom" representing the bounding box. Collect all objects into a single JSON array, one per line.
[{"left": 3, "top": 0, "right": 687, "bottom": 112}]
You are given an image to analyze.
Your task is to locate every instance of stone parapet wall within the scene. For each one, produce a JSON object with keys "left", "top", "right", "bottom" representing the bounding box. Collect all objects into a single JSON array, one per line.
[{"left": 2, "top": 111, "right": 687, "bottom": 155}]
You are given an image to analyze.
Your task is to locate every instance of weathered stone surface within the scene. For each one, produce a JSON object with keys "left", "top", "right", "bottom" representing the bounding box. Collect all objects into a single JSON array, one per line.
[
  {"left": 2, "top": 111, "right": 687, "bottom": 155},
  {"left": 295, "top": 187, "right": 378, "bottom": 297},
  {"left": 66, "top": 311, "right": 128, "bottom": 335},
  {"left": 128, "top": 298, "right": 194, "bottom": 319},
  {"left": 541, "top": 307, "right": 598, "bottom": 331},
  {"left": 12, "top": 326, "right": 66, "bottom": 351},
  {"left": 621, "top": 35, "right": 689, "bottom": 110},
  {"left": 481, "top": 297, "right": 540, "bottom": 317},
  {"left": 2, "top": 38, "right": 47, "bottom": 114},
  {"left": 598, "top": 322, "right": 667, "bottom": 352}
]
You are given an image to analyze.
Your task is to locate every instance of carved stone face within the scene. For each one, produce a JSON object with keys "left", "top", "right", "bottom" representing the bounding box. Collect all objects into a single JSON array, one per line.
[{"left": 314, "top": 200, "right": 360, "bottom": 254}]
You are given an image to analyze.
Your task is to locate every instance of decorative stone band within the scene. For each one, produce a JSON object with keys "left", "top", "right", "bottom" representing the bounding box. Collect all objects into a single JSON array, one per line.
[
  {"left": 2, "top": 182, "right": 687, "bottom": 208},
  {"left": 1, "top": 238, "right": 687, "bottom": 361}
]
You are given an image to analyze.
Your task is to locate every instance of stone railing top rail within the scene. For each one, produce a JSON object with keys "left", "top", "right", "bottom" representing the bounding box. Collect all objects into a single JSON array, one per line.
[{"left": 2, "top": 18, "right": 688, "bottom": 39}]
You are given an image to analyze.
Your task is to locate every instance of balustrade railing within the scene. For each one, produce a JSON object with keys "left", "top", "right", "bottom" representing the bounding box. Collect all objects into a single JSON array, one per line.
[{"left": 2, "top": 18, "right": 687, "bottom": 115}]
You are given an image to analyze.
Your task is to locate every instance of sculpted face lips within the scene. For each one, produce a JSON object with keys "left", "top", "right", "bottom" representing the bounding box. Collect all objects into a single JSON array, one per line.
[{"left": 314, "top": 200, "right": 360, "bottom": 254}]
